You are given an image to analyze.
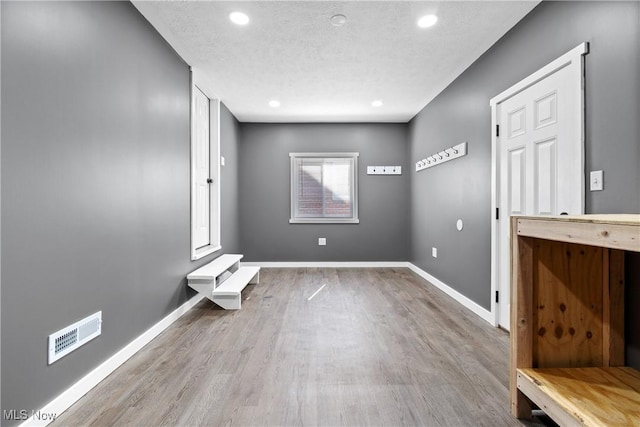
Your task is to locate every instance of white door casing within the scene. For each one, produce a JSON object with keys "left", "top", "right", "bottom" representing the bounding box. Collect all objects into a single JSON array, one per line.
[
  {"left": 490, "top": 43, "right": 588, "bottom": 330},
  {"left": 190, "top": 69, "right": 221, "bottom": 261},
  {"left": 192, "top": 85, "right": 211, "bottom": 250}
]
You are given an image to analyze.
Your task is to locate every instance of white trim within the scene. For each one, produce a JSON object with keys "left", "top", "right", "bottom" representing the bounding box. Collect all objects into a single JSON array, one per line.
[
  {"left": 20, "top": 294, "right": 205, "bottom": 427},
  {"left": 241, "top": 261, "right": 408, "bottom": 268},
  {"left": 489, "top": 43, "right": 588, "bottom": 107},
  {"left": 289, "top": 152, "right": 359, "bottom": 224},
  {"left": 407, "top": 263, "right": 494, "bottom": 325},
  {"left": 289, "top": 218, "right": 360, "bottom": 224},
  {"left": 212, "top": 98, "right": 221, "bottom": 257},
  {"left": 190, "top": 68, "right": 220, "bottom": 101},
  {"left": 192, "top": 245, "right": 222, "bottom": 261},
  {"left": 289, "top": 152, "right": 360, "bottom": 158},
  {"left": 190, "top": 70, "right": 222, "bottom": 261},
  {"left": 489, "top": 42, "right": 588, "bottom": 328},
  {"left": 489, "top": 101, "right": 499, "bottom": 327}
]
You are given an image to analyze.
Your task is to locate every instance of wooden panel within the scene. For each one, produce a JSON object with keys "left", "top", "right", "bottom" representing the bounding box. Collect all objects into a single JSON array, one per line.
[
  {"left": 511, "top": 217, "right": 534, "bottom": 418},
  {"left": 517, "top": 218, "right": 640, "bottom": 252},
  {"left": 516, "top": 214, "right": 640, "bottom": 226},
  {"left": 602, "top": 249, "right": 612, "bottom": 367},
  {"left": 532, "top": 241, "right": 603, "bottom": 368},
  {"left": 516, "top": 370, "right": 577, "bottom": 426},
  {"left": 606, "top": 249, "right": 625, "bottom": 366},
  {"left": 517, "top": 367, "right": 640, "bottom": 426},
  {"left": 511, "top": 215, "right": 637, "bottom": 422}
]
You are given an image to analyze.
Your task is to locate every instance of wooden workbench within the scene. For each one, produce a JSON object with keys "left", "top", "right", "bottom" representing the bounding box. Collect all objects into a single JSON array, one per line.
[{"left": 510, "top": 214, "right": 640, "bottom": 426}]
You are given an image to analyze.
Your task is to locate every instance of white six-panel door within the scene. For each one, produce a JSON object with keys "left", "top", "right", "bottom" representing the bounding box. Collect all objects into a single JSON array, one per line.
[
  {"left": 192, "top": 85, "right": 211, "bottom": 250},
  {"left": 491, "top": 43, "right": 587, "bottom": 330}
]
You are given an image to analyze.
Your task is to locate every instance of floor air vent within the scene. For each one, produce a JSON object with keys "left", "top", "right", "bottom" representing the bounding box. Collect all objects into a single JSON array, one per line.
[{"left": 48, "top": 311, "right": 102, "bottom": 364}]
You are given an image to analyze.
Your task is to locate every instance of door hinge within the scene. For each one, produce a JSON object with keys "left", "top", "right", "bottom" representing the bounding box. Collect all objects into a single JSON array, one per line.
[
  {"left": 496, "top": 208, "right": 499, "bottom": 220},
  {"left": 496, "top": 125, "right": 500, "bottom": 137},
  {"left": 495, "top": 291, "right": 500, "bottom": 303}
]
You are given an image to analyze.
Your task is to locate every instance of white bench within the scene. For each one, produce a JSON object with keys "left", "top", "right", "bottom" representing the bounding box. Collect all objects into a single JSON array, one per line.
[{"left": 187, "top": 254, "right": 259, "bottom": 310}]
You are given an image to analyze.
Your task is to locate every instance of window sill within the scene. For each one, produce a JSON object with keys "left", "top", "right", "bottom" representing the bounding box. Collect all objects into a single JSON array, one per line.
[
  {"left": 191, "top": 244, "right": 222, "bottom": 261},
  {"left": 289, "top": 218, "right": 360, "bottom": 224}
]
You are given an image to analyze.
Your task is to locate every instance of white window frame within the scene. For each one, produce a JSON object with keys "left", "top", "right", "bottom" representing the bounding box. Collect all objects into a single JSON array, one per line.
[
  {"left": 190, "top": 69, "right": 221, "bottom": 260},
  {"left": 289, "top": 152, "right": 359, "bottom": 224}
]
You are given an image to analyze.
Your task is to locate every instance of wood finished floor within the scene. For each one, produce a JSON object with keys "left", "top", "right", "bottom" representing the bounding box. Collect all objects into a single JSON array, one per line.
[{"left": 52, "top": 268, "right": 546, "bottom": 426}]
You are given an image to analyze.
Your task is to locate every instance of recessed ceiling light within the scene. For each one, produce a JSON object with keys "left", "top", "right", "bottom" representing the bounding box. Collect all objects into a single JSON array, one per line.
[
  {"left": 418, "top": 14, "right": 438, "bottom": 28},
  {"left": 372, "top": 100, "right": 383, "bottom": 107},
  {"left": 330, "top": 14, "right": 347, "bottom": 27},
  {"left": 269, "top": 100, "right": 281, "bottom": 108},
  {"left": 229, "top": 11, "right": 249, "bottom": 26}
]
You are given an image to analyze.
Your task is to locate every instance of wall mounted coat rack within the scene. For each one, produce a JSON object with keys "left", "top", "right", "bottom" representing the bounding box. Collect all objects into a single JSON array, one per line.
[
  {"left": 367, "top": 166, "right": 402, "bottom": 175},
  {"left": 415, "top": 142, "right": 467, "bottom": 172}
]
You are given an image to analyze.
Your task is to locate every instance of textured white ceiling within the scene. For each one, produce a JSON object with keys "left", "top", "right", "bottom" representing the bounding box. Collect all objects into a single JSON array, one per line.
[{"left": 133, "top": 1, "right": 539, "bottom": 123}]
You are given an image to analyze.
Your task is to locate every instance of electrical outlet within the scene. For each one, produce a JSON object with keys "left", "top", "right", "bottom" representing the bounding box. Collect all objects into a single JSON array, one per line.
[
  {"left": 432, "top": 247, "right": 437, "bottom": 258},
  {"left": 318, "top": 238, "right": 327, "bottom": 246},
  {"left": 221, "top": 156, "right": 226, "bottom": 166}
]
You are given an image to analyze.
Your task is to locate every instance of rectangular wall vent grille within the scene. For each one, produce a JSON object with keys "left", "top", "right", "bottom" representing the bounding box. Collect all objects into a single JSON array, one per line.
[{"left": 48, "top": 311, "right": 102, "bottom": 365}]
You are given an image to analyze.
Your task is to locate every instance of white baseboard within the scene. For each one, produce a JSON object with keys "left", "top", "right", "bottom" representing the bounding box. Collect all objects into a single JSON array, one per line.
[
  {"left": 21, "top": 294, "right": 205, "bottom": 427},
  {"left": 245, "top": 261, "right": 494, "bottom": 325},
  {"left": 241, "top": 261, "right": 408, "bottom": 268},
  {"left": 407, "top": 263, "right": 494, "bottom": 325}
]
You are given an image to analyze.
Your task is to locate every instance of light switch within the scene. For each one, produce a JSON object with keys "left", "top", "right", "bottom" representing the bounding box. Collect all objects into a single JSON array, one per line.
[
  {"left": 432, "top": 247, "right": 437, "bottom": 258},
  {"left": 590, "top": 170, "right": 603, "bottom": 191},
  {"left": 318, "top": 238, "right": 327, "bottom": 246}
]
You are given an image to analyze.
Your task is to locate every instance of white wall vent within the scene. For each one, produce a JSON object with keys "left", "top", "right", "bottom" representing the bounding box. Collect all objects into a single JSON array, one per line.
[{"left": 48, "top": 311, "right": 102, "bottom": 364}]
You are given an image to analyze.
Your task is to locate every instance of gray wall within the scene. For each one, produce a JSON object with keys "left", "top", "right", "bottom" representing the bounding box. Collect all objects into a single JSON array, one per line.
[
  {"left": 220, "top": 103, "right": 242, "bottom": 253},
  {"left": 1, "top": 1, "right": 241, "bottom": 422},
  {"left": 239, "top": 123, "right": 409, "bottom": 262},
  {"left": 408, "top": 1, "right": 640, "bottom": 311}
]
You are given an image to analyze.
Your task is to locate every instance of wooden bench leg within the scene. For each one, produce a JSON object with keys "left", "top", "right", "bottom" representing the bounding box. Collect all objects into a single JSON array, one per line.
[{"left": 512, "top": 388, "right": 533, "bottom": 419}]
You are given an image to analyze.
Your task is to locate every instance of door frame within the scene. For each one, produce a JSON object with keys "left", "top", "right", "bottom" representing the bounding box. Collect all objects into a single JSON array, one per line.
[
  {"left": 489, "top": 42, "right": 588, "bottom": 328},
  {"left": 190, "top": 68, "right": 222, "bottom": 260}
]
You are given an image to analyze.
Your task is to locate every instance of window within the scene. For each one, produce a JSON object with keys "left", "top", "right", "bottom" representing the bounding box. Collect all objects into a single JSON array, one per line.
[
  {"left": 290, "top": 152, "right": 359, "bottom": 224},
  {"left": 190, "top": 74, "right": 221, "bottom": 260}
]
